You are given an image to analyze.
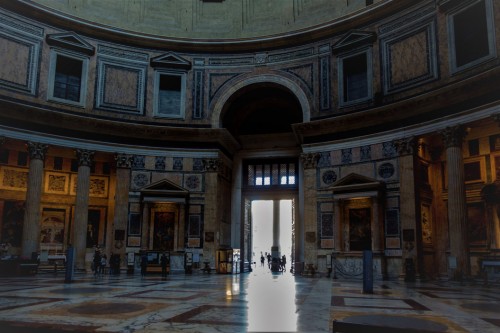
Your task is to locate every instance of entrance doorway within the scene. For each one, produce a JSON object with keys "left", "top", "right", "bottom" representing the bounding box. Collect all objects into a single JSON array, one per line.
[{"left": 249, "top": 199, "right": 294, "bottom": 268}]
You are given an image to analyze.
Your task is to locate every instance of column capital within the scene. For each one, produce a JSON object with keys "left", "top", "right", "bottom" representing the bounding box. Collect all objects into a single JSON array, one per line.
[
  {"left": 440, "top": 125, "right": 467, "bottom": 148},
  {"left": 26, "top": 141, "right": 48, "bottom": 160},
  {"left": 76, "top": 149, "right": 95, "bottom": 167},
  {"left": 203, "top": 158, "right": 221, "bottom": 172},
  {"left": 300, "top": 153, "right": 320, "bottom": 169},
  {"left": 393, "top": 137, "right": 417, "bottom": 156},
  {"left": 115, "top": 153, "right": 133, "bottom": 168}
]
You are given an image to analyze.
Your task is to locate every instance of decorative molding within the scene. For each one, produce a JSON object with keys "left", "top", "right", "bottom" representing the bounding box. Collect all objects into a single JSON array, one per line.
[
  {"left": 393, "top": 137, "right": 417, "bottom": 156},
  {"left": 492, "top": 113, "right": 500, "bottom": 125},
  {"left": 440, "top": 125, "right": 467, "bottom": 148},
  {"left": 150, "top": 52, "right": 191, "bottom": 70},
  {"left": 0, "top": 11, "right": 44, "bottom": 38},
  {"left": 380, "top": 18, "right": 438, "bottom": 94},
  {"left": 26, "top": 141, "right": 48, "bottom": 160},
  {"left": 268, "top": 47, "right": 314, "bottom": 63},
  {"left": 193, "top": 69, "right": 204, "bottom": 119},
  {"left": 115, "top": 153, "right": 133, "bottom": 168},
  {"left": 283, "top": 63, "right": 314, "bottom": 95},
  {"left": 332, "top": 30, "right": 377, "bottom": 54},
  {"left": 46, "top": 32, "right": 95, "bottom": 55},
  {"left": 379, "top": 2, "right": 436, "bottom": 36},
  {"left": 76, "top": 149, "right": 94, "bottom": 167},
  {"left": 319, "top": 56, "right": 331, "bottom": 111},
  {"left": 95, "top": 57, "right": 147, "bottom": 114},
  {"left": 0, "top": 30, "right": 41, "bottom": 95},
  {"left": 97, "top": 45, "right": 149, "bottom": 63},
  {"left": 300, "top": 153, "right": 319, "bottom": 169},
  {"left": 208, "top": 56, "right": 254, "bottom": 66},
  {"left": 208, "top": 72, "right": 242, "bottom": 102}
]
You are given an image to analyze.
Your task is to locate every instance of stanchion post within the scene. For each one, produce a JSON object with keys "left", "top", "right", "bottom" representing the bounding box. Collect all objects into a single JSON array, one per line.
[
  {"left": 362, "top": 250, "right": 373, "bottom": 294},
  {"left": 65, "top": 246, "right": 75, "bottom": 283}
]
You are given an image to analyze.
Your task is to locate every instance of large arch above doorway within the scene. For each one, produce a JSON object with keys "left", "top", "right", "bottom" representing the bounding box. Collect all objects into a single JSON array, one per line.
[{"left": 210, "top": 73, "right": 311, "bottom": 129}]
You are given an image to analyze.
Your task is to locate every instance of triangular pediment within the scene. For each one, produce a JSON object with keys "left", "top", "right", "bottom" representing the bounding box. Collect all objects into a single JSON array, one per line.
[
  {"left": 46, "top": 32, "right": 95, "bottom": 55},
  {"left": 150, "top": 52, "right": 192, "bottom": 70},
  {"left": 332, "top": 30, "right": 377, "bottom": 54},
  {"left": 140, "top": 178, "right": 189, "bottom": 197},
  {"left": 329, "top": 173, "right": 383, "bottom": 194}
]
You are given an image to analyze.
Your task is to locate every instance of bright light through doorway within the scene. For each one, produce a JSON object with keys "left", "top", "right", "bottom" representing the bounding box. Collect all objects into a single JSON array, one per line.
[{"left": 251, "top": 200, "right": 292, "bottom": 261}]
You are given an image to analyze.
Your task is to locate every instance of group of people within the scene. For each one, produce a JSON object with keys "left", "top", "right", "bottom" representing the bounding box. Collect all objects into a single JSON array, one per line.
[
  {"left": 140, "top": 252, "right": 169, "bottom": 278},
  {"left": 260, "top": 252, "right": 287, "bottom": 272},
  {"left": 92, "top": 248, "right": 120, "bottom": 276}
]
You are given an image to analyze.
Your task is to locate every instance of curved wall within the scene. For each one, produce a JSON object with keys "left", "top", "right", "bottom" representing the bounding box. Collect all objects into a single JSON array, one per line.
[{"left": 0, "top": 0, "right": 499, "bottom": 280}]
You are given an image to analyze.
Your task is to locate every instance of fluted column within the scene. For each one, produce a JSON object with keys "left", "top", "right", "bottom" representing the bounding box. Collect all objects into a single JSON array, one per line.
[
  {"left": 113, "top": 154, "right": 132, "bottom": 266},
  {"left": 271, "top": 199, "right": 281, "bottom": 259},
  {"left": 21, "top": 142, "right": 48, "bottom": 257},
  {"left": 441, "top": 125, "right": 470, "bottom": 278},
  {"left": 73, "top": 149, "right": 94, "bottom": 270}
]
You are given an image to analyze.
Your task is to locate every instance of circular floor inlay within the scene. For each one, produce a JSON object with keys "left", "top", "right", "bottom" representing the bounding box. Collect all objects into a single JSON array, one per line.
[
  {"left": 50, "top": 287, "right": 113, "bottom": 294},
  {"left": 68, "top": 303, "right": 145, "bottom": 315},
  {"left": 342, "top": 314, "right": 448, "bottom": 332},
  {"left": 461, "top": 302, "right": 500, "bottom": 312}
]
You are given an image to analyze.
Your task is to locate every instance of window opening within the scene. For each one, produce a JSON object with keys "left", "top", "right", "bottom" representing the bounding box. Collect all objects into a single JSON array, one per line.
[{"left": 54, "top": 55, "right": 83, "bottom": 102}]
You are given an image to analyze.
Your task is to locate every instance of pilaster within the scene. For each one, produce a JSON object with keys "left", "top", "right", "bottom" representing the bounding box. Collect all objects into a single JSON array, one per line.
[{"left": 300, "top": 153, "right": 319, "bottom": 266}]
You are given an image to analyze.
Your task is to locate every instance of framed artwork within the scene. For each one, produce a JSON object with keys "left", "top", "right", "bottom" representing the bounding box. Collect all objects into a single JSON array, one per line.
[
  {"left": 40, "top": 208, "right": 66, "bottom": 251},
  {"left": 0, "top": 200, "right": 25, "bottom": 247},
  {"left": 467, "top": 202, "right": 487, "bottom": 245},
  {"left": 348, "top": 208, "right": 371, "bottom": 251},
  {"left": 152, "top": 211, "right": 176, "bottom": 251},
  {"left": 73, "top": 206, "right": 106, "bottom": 249},
  {"left": 463, "top": 157, "right": 485, "bottom": 183},
  {"left": 44, "top": 172, "right": 69, "bottom": 194},
  {"left": 128, "top": 213, "right": 141, "bottom": 235},
  {"left": 70, "top": 175, "right": 109, "bottom": 197},
  {"left": 0, "top": 167, "right": 28, "bottom": 191},
  {"left": 127, "top": 236, "right": 141, "bottom": 247}
]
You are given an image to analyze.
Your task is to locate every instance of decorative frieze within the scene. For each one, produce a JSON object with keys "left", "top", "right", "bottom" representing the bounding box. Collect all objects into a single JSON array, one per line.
[
  {"left": 26, "top": 142, "right": 48, "bottom": 161},
  {"left": 440, "top": 125, "right": 467, "bottom": 148},
  {"left": 76, "top": 149, "right": 94, "bottom": 167}
]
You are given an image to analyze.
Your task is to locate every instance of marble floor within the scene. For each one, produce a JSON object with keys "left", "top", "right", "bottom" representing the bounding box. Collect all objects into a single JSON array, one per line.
[{"left": 0, "top": 264, "right": 499, "bottom": 333}]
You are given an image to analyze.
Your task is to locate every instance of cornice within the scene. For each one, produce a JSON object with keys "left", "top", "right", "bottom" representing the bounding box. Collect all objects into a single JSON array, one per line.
[
  {"left": 0, "top": 98, "right": 241, "bottom": 155},
  {"left": 293, "top": 66, "right": 500, "bottom": 144},
  {"left": 0, "top": 0, "right": 419, "bottom": 53}
]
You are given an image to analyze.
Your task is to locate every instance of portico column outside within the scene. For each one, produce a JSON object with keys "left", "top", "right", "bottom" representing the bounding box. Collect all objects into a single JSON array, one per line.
[
  {"left": 21, "top": 142, "right": 48, "bottom": 257},
  {"left": 271, "top": 199, "right": 280, "bottom": 259},
  {"left": 73, "top": 149, "right": 94, "bottom": 270},
  {"left": 441, "top": 125, "right": 470, "bottom": 278}
]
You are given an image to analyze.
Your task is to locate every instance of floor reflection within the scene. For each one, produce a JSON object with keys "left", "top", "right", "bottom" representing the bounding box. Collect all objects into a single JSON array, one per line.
[{"left": 247, "top": 265, "right": 297, "bottom": 332}]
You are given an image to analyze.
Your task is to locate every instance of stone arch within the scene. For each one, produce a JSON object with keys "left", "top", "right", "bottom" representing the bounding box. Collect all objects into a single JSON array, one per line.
[{"left": 210, "top": 72, "right": 311, "bottom": 129}]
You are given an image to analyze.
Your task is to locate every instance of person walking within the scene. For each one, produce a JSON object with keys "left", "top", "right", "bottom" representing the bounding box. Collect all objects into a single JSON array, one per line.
[
  {"left": 93, "top": 249, "right": 101, "bottom": 277},
  {"left": 140, "top": 252, "right": 148, "bottom": 277},
  {"left": 160, "top": 253, "right": 169, "bottom": 278}
]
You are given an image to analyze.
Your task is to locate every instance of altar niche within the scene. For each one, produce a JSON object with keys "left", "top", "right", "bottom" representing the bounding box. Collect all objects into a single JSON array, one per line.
[{"left": 149, "top": 203, "right": 182, "bottom": 252}]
